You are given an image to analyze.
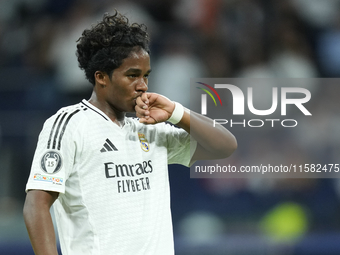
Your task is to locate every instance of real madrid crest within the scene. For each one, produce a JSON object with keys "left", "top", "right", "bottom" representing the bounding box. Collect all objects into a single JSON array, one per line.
[
  {"left": 40, "top": 151, "right": 63, "bottom": 174},
  {"left": 138, "top": 132, "right": 149, "bottom": 152}
]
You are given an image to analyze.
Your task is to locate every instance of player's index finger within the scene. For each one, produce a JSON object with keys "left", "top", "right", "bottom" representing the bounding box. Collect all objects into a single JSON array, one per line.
[
  {"left": 140, "top": 92, "right": 149, "bottom": 104},
  {"left": 140, "top": 93, "right": 148, "bottom": 103}
]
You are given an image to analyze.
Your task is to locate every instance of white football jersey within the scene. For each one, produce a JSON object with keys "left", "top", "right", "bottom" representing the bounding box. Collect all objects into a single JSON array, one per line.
[{"left": 26, "top": 100, "right": 196, "bottom": 255}]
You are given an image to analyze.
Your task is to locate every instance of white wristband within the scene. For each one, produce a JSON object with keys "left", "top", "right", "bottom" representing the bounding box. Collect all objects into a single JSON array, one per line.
[{"left": 167, "top": 102, "right": 184, "bottom": 124}]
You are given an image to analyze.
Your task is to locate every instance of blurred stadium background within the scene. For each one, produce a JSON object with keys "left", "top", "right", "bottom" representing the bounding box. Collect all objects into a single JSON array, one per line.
[{"left": 1, "top": 0, "right": 340, "bottom": 254}]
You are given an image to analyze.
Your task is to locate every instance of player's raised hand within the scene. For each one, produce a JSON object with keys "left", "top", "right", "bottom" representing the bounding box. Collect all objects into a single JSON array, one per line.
[{"left": 135, "top": 93, "right": 175, "bottom": 124}]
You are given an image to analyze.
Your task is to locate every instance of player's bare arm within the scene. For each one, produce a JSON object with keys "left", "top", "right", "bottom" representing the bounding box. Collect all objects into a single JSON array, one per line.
[
  {"left": 135, "top": 92, "right": 237, "bottom": 161},
  {"left": 23, "top": 190, "right": 59, "bottom": 255}
]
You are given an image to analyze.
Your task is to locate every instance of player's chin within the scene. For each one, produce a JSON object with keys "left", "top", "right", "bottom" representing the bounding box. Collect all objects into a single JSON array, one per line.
[
  {"left": 127, "top": 107, "right": 136, "bottom": 113},
  {"left": 120, "top": 103, "right": 135, "bottom": 114},
  {"left": 129, "top": 104, "right": 138, "bottom": 113}
]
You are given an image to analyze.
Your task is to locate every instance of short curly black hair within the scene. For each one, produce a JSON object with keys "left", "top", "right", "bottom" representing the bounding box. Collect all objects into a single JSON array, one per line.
[{"left": 76, "top": 11, "right": 150, "bottom": 85}]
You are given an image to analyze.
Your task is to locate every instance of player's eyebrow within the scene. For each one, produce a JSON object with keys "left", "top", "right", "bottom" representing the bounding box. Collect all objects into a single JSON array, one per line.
[{"left": 125, "top": 68, "right": 152, "bottom": 74}]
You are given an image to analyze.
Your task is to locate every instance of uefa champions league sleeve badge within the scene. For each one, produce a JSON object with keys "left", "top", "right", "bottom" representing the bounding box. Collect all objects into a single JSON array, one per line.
[{"left": 40, "top": 151, "right": 63, "bottom": 174}]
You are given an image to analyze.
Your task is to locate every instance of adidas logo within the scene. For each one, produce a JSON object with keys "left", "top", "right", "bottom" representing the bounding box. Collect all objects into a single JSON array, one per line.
[{"left": 100, "top": 139, "right": 118, "bottom": 152}]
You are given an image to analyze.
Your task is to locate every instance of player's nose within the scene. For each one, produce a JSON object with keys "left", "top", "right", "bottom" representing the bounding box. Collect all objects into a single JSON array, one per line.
[{"left": 136, "top": 78, "right": 148, "bottom": 92}]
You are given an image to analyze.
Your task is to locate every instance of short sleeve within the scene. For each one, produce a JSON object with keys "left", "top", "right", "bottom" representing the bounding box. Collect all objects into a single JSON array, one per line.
[
  {"left": 25, "top": 110, "right": 82, "bottom": 194},
  {"left": 165, "top": 124, "right": 197, "bottom": 167}
]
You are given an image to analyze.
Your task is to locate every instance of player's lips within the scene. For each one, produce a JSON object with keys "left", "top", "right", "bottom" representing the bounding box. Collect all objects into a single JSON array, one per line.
[{"left": 133, "top": 94, "right": 143, "bottom": 104}]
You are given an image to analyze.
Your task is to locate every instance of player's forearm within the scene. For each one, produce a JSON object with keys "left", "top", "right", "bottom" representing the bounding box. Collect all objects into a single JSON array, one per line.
[
  {"left": 23, "top": 195, "right": 59, "bottom": 255},
  {"left": 177, "top": 109, "right": 237, "bottom": 159}
]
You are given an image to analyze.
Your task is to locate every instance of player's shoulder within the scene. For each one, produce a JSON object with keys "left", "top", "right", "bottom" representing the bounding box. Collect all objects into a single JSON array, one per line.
[
  {"left": 46, "top": 101, "right": 88, "bottom": 126},
  {"left": 36, "top": 101, "right": 89, "bottom": 149}
]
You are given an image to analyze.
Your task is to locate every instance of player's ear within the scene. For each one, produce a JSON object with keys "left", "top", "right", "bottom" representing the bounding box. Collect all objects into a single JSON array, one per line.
[{"left": 94, "top": 71, "right": 108, "bottom": 88}]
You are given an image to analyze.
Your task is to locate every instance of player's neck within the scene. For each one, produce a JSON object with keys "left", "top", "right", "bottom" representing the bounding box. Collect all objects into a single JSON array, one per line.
[{"left": 88, "top": 93, "right": 126, "bottom": 127}]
